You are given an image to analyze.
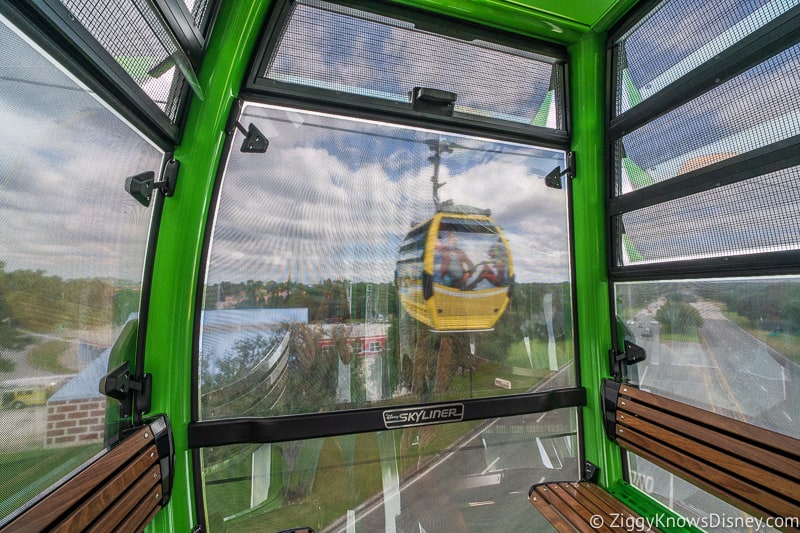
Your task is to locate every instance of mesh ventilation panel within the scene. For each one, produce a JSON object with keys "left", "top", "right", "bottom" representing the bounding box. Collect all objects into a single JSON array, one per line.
[
  {"left": 261, "top": 0, "right": 563, "bottom": 128},
  {"left": 615, "top": 43, "right": 800, "bottom": 196},
  {"left": 617, "top": 165, "right": 800, "bottom": 265},
  {"left": 59, "top": 0, "right": 189, "bottom": 121},
  {"left": 614, "top": 0, "right": 798, "bottom": 115},
  {"left": 184, "top": 0, "right": 213, "bottom": 32}
]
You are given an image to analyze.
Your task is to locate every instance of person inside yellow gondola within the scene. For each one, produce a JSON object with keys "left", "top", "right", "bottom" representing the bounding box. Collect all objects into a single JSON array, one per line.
[
  {"left": 435, "top": 232, "right": 475, "bottom": 289},
  {"left": 465, "top": 242, "right": 508, "bottom": 290}
]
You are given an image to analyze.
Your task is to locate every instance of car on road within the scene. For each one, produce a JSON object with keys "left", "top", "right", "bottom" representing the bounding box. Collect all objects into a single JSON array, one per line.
[{"left": 1, "top": 386, "right": 50, "bottom": 408}]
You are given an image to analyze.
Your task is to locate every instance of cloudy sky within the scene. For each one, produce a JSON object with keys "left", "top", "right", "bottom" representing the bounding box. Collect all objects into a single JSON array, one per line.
[
  {"left": 206, "top": 104, "right": 569, "bottom": 285},
  {"left": 0, "top": 19, "right": 162, "bottom": 282},
  {"left": 4, "top": 0, "right": 795, "bottom": 285}
]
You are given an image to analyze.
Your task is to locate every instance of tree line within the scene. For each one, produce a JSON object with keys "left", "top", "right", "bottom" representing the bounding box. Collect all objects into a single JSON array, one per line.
[{"left": 0, "top": 262, "right": 139, "bottom": 372}]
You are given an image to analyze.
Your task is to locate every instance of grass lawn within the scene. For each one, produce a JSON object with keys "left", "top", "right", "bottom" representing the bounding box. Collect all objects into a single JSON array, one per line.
[
  {"left": 751, "top": 331, "right": 800, "bottom": 366},
  {"left": 0, "top": 444, "right": 98, "bottom": 520},
  {"left": 659, "top": 330, "right": 701, "bottom": 343},
  {"left": 27, "top": 340, "right": 72, "bottom": 374}
]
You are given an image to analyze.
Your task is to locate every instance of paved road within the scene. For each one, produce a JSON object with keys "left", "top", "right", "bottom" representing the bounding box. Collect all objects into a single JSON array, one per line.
[
  {"left": 626, "top": 300, "right": 799, "bottom": 532},
  {"left": 631, "top": 301, "right": 797, "bottom": 437},
  {"left": 323, "top": 369, "right": 577, "bottom": 533}
]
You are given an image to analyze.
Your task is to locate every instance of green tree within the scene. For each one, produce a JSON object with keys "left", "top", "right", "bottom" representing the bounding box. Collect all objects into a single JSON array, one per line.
[
  {"left": 0, "top": 263, "right": 34, "bottom": 362},
  {"left": 203, "top": 333, "right": 280, "bottom": 390},
  {"left": 656, "top": 301, "right": 703, "bottom": 335}
]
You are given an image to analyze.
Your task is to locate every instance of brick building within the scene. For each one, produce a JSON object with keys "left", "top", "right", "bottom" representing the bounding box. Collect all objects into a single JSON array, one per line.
[{"left": 45, "top": 348, "right": 109, "bottom": 447}]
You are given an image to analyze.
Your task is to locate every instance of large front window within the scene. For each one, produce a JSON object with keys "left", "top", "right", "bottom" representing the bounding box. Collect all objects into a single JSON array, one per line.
[{"left": 196, "top": 102, "right": 577, "bottom": 530}]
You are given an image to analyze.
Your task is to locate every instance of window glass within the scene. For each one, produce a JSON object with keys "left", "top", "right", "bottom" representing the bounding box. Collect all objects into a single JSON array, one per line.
[
  {"left": 626, "top": 455, "right": 784, "bottom": 533},
  {"left": 616, "top": 278, "right": 800, "bottom": 439},
  {"left": 0, "top": 16, "right": 161, "bottom": 520},
  {"left": 199, "top": 103, "right": 573, "bottom": 420},
  {"left": 202, "top": 409, "right": 578, "bottom": 531},
  {"left": 59, "top": 0, "right": 191, "bottom": 121}
]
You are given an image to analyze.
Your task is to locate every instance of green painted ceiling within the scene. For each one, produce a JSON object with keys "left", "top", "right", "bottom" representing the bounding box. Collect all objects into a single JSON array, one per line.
[{"left": 392, "top": 0, "right": 641, "bottom": 44}]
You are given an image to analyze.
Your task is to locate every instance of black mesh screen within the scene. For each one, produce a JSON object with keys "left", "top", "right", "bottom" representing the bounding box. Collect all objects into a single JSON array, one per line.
[
  {"left": 185, "top": 0, "right": 213, "bottom": 32},
  {"left": 261, "top": 0, "right": 562, "bottom": 128},
  {"left": 59, "top": 0, "right": 189, "bottom": 121},
  {"left": 614, "top": 0, "right": 787, "bottom": 114},
  {"left": 615, "top": 43, "right": 800, "bottom": 196},
  {"left": 617, "top": 165, "right": 800, "bottom": 265}
]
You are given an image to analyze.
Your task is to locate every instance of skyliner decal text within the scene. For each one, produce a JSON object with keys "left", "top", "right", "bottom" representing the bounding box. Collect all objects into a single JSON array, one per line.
[{"left": 382, "top": 403, "right": 464, "bottom": 429}]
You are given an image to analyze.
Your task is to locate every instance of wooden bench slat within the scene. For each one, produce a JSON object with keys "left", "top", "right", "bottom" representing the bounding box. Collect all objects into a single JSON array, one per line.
[
  {"left": 85, "top": 462, "right": 161, "bottom": 533},
  {"left": 530, "top": 482, "right": 664, "bottom": 533},
  {"left": 555, "top": 483, "right": 629, "bottom": 533},
  {"left": 551, "top": 484, "right": 620, "bottom": 532},
  {"left": 618, "top": 429, "right": 800, "bottom": 519},
  {"left": 616, "top": 410, "right": 800, "bottom": 497},
  {"left": 51, "top": 444, "right": 160, "bottom": 533},
  {"left": 2, "top": 425, "right": 156, "bottom": 533},
  {"left": 530, "top": 487, "right": 579, "bottom": 533},
  {"left": 618, "top": 397, "right": 800, "bottom": 480},
  {"left": 116, "top": 489, "right": 162, "bottom": 533},
  {"left": 619, "top": 385, "right": 800, "bottom": 458},
  {"left": 535, "top": 484, "right": 608, "bottom": 533},
  {"left": 531, "top": 382, "right": 800, "bottom": 533},
  {"left": 580, "top": 483, "right": 644, "bottom": 526}
]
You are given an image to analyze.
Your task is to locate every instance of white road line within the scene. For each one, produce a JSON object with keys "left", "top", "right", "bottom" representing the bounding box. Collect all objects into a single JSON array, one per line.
[{"left": 481, "top": 457, "right": 500, "bottom": 475}]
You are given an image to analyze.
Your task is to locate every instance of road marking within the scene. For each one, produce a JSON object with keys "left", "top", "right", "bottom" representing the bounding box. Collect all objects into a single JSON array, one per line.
[
  {"left": 703, "top": 374, "right": 717, "bottom": 413},
  {"left": 467, "top": 501, "right": 494, "bottom": 507},
  {"left": 700, "top": 328, "right": 748, "bottom": 422},
  {"left": 639, "top": 365, "right": 649, "bottom": 386},
  {"left": 481, "top": 457, "right": 500, "bottom": 475}
]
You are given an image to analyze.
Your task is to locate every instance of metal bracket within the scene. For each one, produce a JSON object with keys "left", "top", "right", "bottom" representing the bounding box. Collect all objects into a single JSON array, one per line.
[
  {"left": 410, "top": 87, "right": 457, "bottom": 116},
  {"left": 225, "top": 98, "right": 269, "bottom": 153},
  {"left": 124, "top": 157, "right": 179, "bottom": 207},
  {"left": 100, "top": 361, "right": 152, "bottom": 418},
  {"left": 601, "top": 379, "right": 621, "bottom": 440},
  {"left": 583, "top": 460, "right": 599, "bottom": 482},
  {"left": 544, "top": 151, "right": 576, "bottom": 189}
]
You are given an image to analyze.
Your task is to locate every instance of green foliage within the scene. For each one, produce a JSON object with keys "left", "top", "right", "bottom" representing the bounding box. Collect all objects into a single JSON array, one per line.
[
  {"left": 283, "top": 323, "right": 338, "bottom": 413},
  {"left": 112, "top": 289, "right": 140, "bottom": 326},
  {"left": 0, "top": 445, "right": 98, "bottom": 520},
  {"left": 655, "top": 300, "right": 703, "bottom": 335},
  {"left": 203, "top": 333, "right": 280, "bottom": 390},
  {"left": 699, "top": 280, "right": 800, "bottom": 334},
  {"left": 0, "top": 263, "right": 131, "bottom": 334},
  {"left": 27, "top": 340, "right": 72, "bottom": 374},
  {"left": 0, "top": 357, "right": 15, "bottom": 373}
]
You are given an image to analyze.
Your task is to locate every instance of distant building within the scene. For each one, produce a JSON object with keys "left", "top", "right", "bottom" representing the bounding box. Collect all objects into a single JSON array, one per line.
[
  {"left": 45, "top": 346, "right": 108, "bottom": 447},
  {"left": 318, "top": 323, "right": 388, "bottom": 356}
]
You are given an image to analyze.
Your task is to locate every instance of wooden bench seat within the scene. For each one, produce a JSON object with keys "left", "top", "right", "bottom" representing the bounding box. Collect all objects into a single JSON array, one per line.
[
  {"left": 530, "top": 481, "right": 662, "bottom": 533},
  {"left": 529, "top": 380, "right": 800, "bottom": 532},
  {"left": 606, "top": 381, "right": 800, "bottom": 524},
  {"left": 0, "top": 415, "right": 173, "bottom": 533}
]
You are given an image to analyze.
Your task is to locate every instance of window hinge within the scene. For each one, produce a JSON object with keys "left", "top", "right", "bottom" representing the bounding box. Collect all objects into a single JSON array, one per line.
[
  {"left": 100, "top": 361, "right": 152, "bottom": 418},
  {"left": 225, "top": 98, "right": 269, "bottom": 153},
  {"left": 124, "top": 157, "right": 179, "bottom": 207},
  {"left": 544, "top": 151, "right": 575, "bottom": 189}
]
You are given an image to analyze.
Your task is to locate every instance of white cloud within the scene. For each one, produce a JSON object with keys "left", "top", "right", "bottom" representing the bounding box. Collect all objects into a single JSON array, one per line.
[{"left": 207, "top": 106, "right": 572, "bottom": 285}]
